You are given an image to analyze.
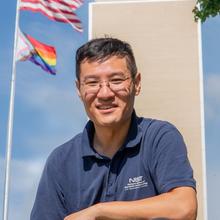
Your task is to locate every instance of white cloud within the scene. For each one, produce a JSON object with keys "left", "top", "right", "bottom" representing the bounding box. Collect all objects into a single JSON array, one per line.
[
  {"left": 207, "top": 167, "right": 220, "bottom": 219},
  {"left": 14, "top": 77, "right": 87, "bottom": 156},
  {"left": 0, "top": 157, "right": 44, "bottom": 220},
  {"left": 16, "top": 76, "right": 82, "bottom": 116},
  {"left": 10, "top": 158, "right": 44, "bottom": 192}
]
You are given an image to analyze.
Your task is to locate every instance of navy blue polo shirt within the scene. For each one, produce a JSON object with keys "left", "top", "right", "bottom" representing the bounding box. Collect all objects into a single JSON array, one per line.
[{"left": 31, "top": 112, "right": 196, "bottom": 220}]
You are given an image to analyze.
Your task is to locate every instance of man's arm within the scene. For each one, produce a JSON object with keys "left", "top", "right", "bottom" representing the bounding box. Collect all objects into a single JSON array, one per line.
[{"left": 64, "top": 186, "right": 197, "bottom": 220}]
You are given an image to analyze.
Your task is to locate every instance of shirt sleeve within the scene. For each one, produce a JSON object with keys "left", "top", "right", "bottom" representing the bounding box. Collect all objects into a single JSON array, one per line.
[
  {"left": 148, "top": 122, "right": 196, "bottom": 194},
  {"left": 30, "top": 153, "right": 68, "bottom": 220}
]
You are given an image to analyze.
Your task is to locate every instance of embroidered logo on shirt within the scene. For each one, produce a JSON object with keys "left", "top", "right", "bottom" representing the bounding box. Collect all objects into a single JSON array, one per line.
[{"left": 124, "top": 176, "right": 148, "bottom": 191}]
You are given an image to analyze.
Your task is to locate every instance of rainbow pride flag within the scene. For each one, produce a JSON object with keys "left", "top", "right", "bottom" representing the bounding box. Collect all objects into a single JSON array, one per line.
[{"left": 16, "top": 29, "right": 56, "bottom": 75}]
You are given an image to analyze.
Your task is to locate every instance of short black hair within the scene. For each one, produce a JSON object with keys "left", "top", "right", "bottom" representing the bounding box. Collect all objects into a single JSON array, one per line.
[{"left": 75, "top": 37, "right": 137, "bottom": 80}]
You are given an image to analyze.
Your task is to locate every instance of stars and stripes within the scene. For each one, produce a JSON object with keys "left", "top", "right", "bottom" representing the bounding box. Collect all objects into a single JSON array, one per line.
[{"left": 20, "top": 0, "right": 83, "bottom": 32}]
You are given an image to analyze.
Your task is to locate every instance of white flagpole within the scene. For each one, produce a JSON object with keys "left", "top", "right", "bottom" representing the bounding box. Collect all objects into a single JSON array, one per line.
[{"left": 2, "top": 0, "right": 21, "bottom": 219}]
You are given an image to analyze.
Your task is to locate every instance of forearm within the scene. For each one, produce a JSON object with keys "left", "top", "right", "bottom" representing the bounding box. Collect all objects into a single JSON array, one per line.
[{"left": 95, "top": 187, "right": 197, "bottom": 220}]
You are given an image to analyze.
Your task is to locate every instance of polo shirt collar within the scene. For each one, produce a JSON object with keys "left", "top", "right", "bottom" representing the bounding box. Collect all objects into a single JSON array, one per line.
[
  {"left": 81, "top": 111, "right": 143, "bottom": 158},
  {"left": 81, "top": 121, "right": 97, "bottom": 157},
  {"left": 121, "top": 111, "right": 143, "bottom": 149}
]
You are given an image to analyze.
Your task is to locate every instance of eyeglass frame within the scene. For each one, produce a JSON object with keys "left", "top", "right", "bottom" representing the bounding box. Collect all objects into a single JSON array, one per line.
[{"left": 78, "top": 74, "right": 134, "bottom": 94}]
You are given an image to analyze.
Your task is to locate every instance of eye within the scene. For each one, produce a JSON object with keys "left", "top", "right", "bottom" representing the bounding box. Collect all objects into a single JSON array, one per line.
[
  {"left": 110, "top": 78, "right": 124, "bottom": 84},
  {"left": 85, "top": 80, "right": 99, "bottom": 87}
]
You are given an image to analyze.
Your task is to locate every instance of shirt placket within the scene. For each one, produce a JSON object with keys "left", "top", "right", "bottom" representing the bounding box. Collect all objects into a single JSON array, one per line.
[
  {"left": 105, "top": 161, "right": 115, "bottom": 201},
  {"left": 104, "top": 151, "right": 124, "bottom": 201}
]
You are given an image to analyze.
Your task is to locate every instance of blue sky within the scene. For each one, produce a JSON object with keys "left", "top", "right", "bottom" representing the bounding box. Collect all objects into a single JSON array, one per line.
[
  {"left": 0, "top": 0, "right": 219, "bottom": 219},
  {"left": 203, "top": 16, "right": 220, "bottom": 219}
]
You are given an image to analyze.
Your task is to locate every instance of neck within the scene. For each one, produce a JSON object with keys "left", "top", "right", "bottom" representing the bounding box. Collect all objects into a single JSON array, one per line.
[{"left": 93, "top": 118, "right": 131, "bottom": 158}]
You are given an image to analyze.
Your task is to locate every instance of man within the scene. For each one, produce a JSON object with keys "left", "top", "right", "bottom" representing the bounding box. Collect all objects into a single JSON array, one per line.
[{"left": 31, "top": 38, "right": 197, "bottom": 220}]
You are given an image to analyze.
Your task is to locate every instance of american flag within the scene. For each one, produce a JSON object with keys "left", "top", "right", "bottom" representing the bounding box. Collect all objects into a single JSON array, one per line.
[{"left": 19, "top": 0, "right": 83, "bottom": 32}]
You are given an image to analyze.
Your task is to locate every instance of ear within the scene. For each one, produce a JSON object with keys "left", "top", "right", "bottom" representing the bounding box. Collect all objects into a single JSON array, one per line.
[
  {"left": 134, "top": 73, "right": 141, "bottom": 96},
  {"left": 75, "top": 80, "right": 82, "bottom": 100}
]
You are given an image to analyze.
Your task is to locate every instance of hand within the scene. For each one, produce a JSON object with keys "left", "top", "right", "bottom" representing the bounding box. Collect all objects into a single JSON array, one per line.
[{"left": 64, "top": 205, "right": 99, "bottom": 220}]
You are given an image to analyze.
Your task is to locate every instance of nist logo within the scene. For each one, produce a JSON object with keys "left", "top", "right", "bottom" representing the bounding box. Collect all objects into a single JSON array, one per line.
[
  {"left": 129, "top": 176, "right": 143, "bottom": 184},
  {"left": 125, "top": 175, "right": 148, "bottom": 191}
]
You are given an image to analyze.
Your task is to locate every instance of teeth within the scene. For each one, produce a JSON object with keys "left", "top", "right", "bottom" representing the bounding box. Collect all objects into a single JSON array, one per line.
[{"left": 99, "top": 106, "right": 112, "bottom": 109}]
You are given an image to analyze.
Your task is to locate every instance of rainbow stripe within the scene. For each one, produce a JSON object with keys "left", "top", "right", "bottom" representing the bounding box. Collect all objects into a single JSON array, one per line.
[{"left": 26, "top": 34, "right": 56, "bottom": 75}]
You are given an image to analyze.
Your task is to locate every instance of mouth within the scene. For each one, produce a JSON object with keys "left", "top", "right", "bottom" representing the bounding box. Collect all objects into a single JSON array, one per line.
[
  {"left": 96, "top": 104, "right": 118, "bottom": 112},
  {"left": 98, "top": 106, "right": 114, "bottom": 110}
]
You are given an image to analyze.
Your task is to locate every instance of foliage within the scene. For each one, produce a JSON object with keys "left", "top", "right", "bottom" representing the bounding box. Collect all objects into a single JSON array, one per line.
[{"left": 193, "top": 0, "right": 220, "bottom": 22}]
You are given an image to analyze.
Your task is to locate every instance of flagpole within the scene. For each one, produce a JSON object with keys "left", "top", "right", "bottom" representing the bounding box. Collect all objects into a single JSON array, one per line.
[{"left": 2, "top": 0, "right": 21, "bottom": 219}]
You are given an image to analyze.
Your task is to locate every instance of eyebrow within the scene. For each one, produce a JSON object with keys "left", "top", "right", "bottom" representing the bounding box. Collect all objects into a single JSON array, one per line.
[
  {"left": 110, "top": 72, "right": 127, "bottom": 77},
  {"left": 82, "top": 71, "right": 127, "bottom": 80},
  {"left": 82, "top": 75, "right": 99, "bottom": 81},
  {"left": 85, "top": 71, "right": 126, "bottom": 79}
]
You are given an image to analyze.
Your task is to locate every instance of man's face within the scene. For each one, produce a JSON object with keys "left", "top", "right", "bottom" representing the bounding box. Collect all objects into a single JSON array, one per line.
[{"left": 76, "top": 55, "right": 141, "bottom": 128}]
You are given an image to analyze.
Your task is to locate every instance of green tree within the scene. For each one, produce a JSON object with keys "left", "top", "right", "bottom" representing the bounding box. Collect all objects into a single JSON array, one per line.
[{"left": 193, "top": 0, "right": 220, "bottom": 22}]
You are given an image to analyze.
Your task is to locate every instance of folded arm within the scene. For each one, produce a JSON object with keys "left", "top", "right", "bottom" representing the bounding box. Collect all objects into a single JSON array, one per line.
[{"left": 64, "top": 186, "right": 197, "bottom": 220}]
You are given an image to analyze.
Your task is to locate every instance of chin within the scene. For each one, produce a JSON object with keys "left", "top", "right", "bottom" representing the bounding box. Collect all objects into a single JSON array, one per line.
[
  {"left": 91, "top": 114, "right": 119, "bottom": 127},
  {"left": 96, "top": 119, "right": 118, "bottom": 127}
]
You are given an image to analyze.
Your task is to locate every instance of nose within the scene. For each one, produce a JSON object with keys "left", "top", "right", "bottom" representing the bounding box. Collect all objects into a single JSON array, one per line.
[{"left": 96, "top": 83, "right": 115, "bottom": 100}]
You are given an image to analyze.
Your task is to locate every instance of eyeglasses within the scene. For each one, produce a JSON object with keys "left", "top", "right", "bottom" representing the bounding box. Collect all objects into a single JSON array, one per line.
[{"left": 80, "top": 76, "right": 132, "bottom": 94}]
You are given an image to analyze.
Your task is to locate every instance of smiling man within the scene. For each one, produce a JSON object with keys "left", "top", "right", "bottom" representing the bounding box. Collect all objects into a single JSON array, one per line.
[{"left": 31, "top": 38, "right": 197, "bottom": 220}]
